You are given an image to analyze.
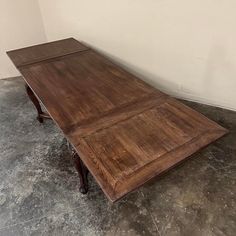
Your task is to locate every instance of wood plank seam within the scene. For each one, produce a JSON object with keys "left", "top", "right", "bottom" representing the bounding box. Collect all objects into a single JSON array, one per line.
[
  {"left": 67, "top": 93, "right": 168, "bottom": 136},
  {"left": 15, "top": 49, "right": 91, "bottom": 69}
]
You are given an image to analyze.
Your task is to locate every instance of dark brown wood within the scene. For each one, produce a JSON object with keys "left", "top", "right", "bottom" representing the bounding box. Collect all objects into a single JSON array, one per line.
[
  {"left": 72, "top": 151, "right": 89, "bottom": 194},
  {"left": 25, "top": 84, "right": 51, "bottom": 123},
  {"left": 7, "top": 38, "right": 88, "bottom": 68},
  {"left": 7, "top": 38, "right": 228, "bottom": 202}
]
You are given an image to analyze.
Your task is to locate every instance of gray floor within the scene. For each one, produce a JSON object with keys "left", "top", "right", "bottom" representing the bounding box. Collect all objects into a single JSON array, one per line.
[{"left": 0, "top": 77, "right": 235, "bottom": 236}]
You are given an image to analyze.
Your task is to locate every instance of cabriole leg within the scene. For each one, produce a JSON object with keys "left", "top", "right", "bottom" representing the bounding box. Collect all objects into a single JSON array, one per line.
[
  {"left": 72, "top": 152, "right": 89, "bottom": 194},
  {"left": 25, "top": 84, "right": 51, "bottom": 123},
  {"left": 25, "top": 84, "right": 44, "bottom": 123}
]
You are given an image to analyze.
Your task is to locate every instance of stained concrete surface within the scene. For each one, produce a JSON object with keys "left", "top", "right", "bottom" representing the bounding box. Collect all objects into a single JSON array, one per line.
[{"left": 0, "top": 77, "right": 235, "bottom": 236}]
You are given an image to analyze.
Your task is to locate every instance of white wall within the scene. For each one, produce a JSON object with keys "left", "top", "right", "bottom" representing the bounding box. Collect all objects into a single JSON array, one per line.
[
  {"left": 1, "top": 1, "right": 235, "bottom": 110},
  {"left": 38, "top": 0, "right": 236, "bottom": 111},
  {"left": 0, "top": 0, "right": 46, "bottom": 78}
]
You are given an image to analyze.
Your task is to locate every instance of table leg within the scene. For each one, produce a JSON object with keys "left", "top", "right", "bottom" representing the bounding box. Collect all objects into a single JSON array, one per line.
[
  {"left": 25, "top": 84, "right": 51, "bottom": 123},
  {"left": 72, "top": 152, "right": 89, "bottom": 194}
]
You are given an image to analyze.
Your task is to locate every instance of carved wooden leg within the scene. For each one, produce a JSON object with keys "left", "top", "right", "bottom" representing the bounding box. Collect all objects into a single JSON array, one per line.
[
  {"left": 72, "top": 152, "right": 89, "bottom": 194},
  {"left": 25, "top": 84, "right": 51, "bottom": 123},
  {"left": 25, "top": 84, "right": 43, "bottom": 123}
]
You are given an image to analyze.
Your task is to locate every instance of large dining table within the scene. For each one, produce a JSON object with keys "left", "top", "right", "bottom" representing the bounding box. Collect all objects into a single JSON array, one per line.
[{"left": 7, "top": 38, "right": 228, "bottom": 202}]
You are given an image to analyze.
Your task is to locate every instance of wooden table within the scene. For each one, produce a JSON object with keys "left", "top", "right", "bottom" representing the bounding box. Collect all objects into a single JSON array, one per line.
[{"left": 7, "top": 38, "right": 228, "bottom": 202}]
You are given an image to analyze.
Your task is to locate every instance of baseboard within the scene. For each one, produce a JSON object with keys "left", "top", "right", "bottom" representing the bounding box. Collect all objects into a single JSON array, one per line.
[
  {"left": 171, "top": 92, "right": 236, "bottom": 112},
  {"left": 0, "top": 76, "right": 22, "bottom": 80}
]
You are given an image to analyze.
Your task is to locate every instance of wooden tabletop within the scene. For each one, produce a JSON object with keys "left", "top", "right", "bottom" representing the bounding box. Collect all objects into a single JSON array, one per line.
[{"left": 7, "top": 38, "right": 228, "bottom": 202}]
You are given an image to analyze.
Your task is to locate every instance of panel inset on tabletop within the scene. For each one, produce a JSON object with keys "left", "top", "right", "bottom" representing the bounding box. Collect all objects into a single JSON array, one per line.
[{"left": 74, "top": 98, "right": 228, "bottom": 201}]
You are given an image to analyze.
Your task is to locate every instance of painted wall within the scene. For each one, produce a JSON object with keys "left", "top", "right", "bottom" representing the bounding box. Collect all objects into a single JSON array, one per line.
[
  {"left": 1, "top": 0, "right": 235, "bottom": 110},
  {"left": 38, "top": 0, "right": 236, "bottom": 110},
  {"left": 0, "top": 0, "right": 46, "bottom": 79}
]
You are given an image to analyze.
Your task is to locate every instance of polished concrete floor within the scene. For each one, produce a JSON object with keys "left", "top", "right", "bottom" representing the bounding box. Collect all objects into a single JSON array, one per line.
[{"left": 0, "top": 77, "right": 235, "bottom": 236}]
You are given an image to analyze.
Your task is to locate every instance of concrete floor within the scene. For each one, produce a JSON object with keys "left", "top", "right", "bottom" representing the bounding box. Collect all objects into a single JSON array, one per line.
[{"left": 0, "top": 77, "right": 235, "bottom": 236}]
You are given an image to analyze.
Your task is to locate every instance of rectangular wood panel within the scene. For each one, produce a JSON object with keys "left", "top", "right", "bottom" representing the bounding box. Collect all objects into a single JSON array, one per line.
[
  {"left": 7, "top": 38, "right": 228, "bottom": 202},
  {"left": 7, "top": 38, "right": 88, "bottom": 67}
]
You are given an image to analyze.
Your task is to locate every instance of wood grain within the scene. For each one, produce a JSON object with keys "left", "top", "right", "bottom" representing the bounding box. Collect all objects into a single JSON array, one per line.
[
  {"left": 7, "top": 38, "right": 88, "bottom": 67},
  {"left": 7, "top": 38, "right": 228, "bottom": 202}
]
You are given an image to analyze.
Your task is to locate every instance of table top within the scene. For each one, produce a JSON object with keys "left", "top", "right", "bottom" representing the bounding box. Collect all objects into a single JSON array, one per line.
[{"left": 7, "top": 38, "right": 228, "bottom": 202}]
